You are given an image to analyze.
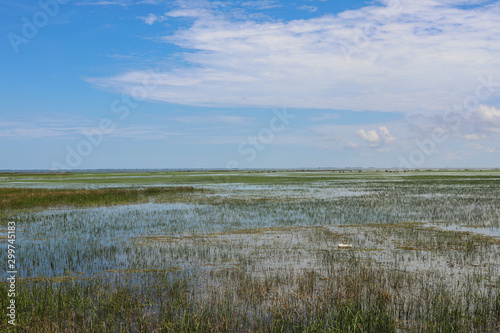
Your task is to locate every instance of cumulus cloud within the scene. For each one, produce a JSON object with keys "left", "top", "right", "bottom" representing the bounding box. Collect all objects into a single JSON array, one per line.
[
  {"left": 90, "top": 0, "right": 500, "bottom": 113},
  {"left": 378, "top": 126, "right": 397, "bottom": 143},
  {"left": 356, "top": 126, "right": 396, "bottom": 148},
  {"left": 356, "top": 128, "right": 380, "bottom": 144}
]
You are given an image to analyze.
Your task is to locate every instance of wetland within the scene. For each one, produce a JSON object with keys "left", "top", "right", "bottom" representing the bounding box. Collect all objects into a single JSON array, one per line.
[{"left": 0, "top": 170, "right": 499, "bottom": 332}]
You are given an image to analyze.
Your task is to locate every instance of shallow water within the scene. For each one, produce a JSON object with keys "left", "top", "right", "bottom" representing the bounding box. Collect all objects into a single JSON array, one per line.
[
  {"left": 427, "top": 223, "right": 500, "bottom": 238},
  {"left": 2, "top": 174, "right": 500, "bottom": 282}
]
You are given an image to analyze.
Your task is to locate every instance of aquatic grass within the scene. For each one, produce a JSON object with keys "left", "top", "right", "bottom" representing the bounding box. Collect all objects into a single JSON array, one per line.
[
  {"left": 0, "top": 187, "right": 200, "bottom": 220},
  {"left": 1, "top": 263, "right": 499, "bottom": 332},
  {"left": 1, "top": 170, "right": 500, "bottom": 331}
]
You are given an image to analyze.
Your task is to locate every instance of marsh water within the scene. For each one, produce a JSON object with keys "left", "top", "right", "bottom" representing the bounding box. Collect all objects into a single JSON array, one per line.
[
  {"left": 1, "top": 170, "right": 500, "bottom": 331},
  {"left": 2, "top": 171, "right": 499, "bottom": 279}
]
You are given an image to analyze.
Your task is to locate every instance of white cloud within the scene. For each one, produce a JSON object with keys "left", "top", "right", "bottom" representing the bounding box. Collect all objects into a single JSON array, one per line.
[
  {"left": 138, "top": 13, "right": 164, "bottom": 25},
  {"left": 464, "top": 142, "right": 500, "bottom": 153},
  {"left": 164, "top": 8, "right": 212, "bottom": 18},
  {"left": 298, "top": 5, "right": 318, "bottom": 13},
  {"left": 0, "top": 124, "right": 92, "bottom": 139},
  {"left": 443, "top": 151, "right": 464, "bottom": 160},
  {"left": 403, "top": 104, "right": 500, "bottom": 146},
  {"left": 77, "top": 0, "right": 131, "bottom": 6},
  {"left": 356, "top": 128, "right": 380, "bottom": 144},
  {"left": 90, "top": 0, "right": 500, "bottom": 114},
  {"left": 463, "top": 134, "right": 481, "bottom": 141},
  {"left": 346, "top": 141, "right": 359, "bottom": 149},
  {"left": 300, "top": 118, "right": 411, "bottom": 154},
  {"left": 356, "top": 126, "right": 396, "bottom": 147},
  {"left": 474, "top": 104, "right": 500, "bottom": 132},
  {"left": 485, "top": 146, "right": 500, "bottom": 152},
  {"left": 448, "top": 104, "right": 500, "bottom": 140},
  {"left": 378, "top": 126, "right": 397, "bottom": 143},
  {"left": 78, "top": 0, "right": 164, "bottom": 5},
  {"left": 241, "top": 1, "right": 281, "bottom": 10},
  {"left": 310, "top": 113, "right": 341, "bottom": 121},
  {"left": 138, "top": 0, "right": 164, "bottom": 4},
  {"left": 0, "top": 127, "right": 68, "bottom": 139},
  {"left": 173, "top": 115, "right": 253, "bottom": 124},
  {"left": 106, "top": 126, "right": 178, "bottom": 140}
]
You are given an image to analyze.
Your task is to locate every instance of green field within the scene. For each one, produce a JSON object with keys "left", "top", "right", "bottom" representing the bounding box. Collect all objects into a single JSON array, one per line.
[{"left": 1, "top": 170, "right": 499, "bottom": 332}]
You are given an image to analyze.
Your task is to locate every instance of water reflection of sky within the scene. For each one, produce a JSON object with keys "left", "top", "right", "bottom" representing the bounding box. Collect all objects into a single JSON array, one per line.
[{"left": 1, "top": 178, "right": 499, "bottom": 281}]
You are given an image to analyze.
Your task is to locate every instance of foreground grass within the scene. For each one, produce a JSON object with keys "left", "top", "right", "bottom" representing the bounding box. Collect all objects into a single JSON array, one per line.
[{"left": 1, "top": 263, "right": 499, "bottom": 332}]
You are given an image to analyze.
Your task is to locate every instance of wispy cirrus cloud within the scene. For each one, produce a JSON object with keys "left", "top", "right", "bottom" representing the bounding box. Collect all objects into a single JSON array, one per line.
[
  {"left": 77, "top": 0, "right": 164, "bottom": 5},
  {"left": 297, "top": 5, "right": 318, "bottom": 12},
  {"left": 241, "top": 0, "right": 281, "bottom": 10},
  {"left": 90, "top": 0, "right": 500, "bottom": 114},
  {"left": 464, "top": 142, "right": 500, "bottom": 152},
  {"left": 138, "top": 13, "right": 165, "bottom": 25},
  {"left": 0, "top": 127, "right": 69, "bottom": 139},
  {"left": 172, "top": 114, "right": 253, "bottom": 124},
  {"left": 0, "top": 123, "right": 83, "bottom": 139},
  {"left": 406, "top": 104, "right": 500, "bottom": 143},
  {"left": 76, "top": 0, "right": 131, "bottom": 6},
  {"left": 310, "top": 113, "right": 341, "bottom": 122},
  {"left": 453, "top": 104, "right": 500, "bottom": 141},
  {"left": 471, "top": 104, "right": 500, "bottom": 134},
  {"left": 0, "top": 116, "right": 93, "bottom": 139},
  {"left": 0, "top": 123, "right": 182, "bottom": 141}
]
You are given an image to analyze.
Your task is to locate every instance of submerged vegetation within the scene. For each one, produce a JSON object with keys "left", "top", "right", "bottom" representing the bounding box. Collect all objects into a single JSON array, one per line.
[{"left": 1, "top": 170, "right": 499, "bottom": 331}]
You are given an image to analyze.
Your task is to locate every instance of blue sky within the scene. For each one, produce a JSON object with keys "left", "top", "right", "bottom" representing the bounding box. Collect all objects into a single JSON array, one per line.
[{"left": 1, "top": 0, "right": 500, "bottom": 170}]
